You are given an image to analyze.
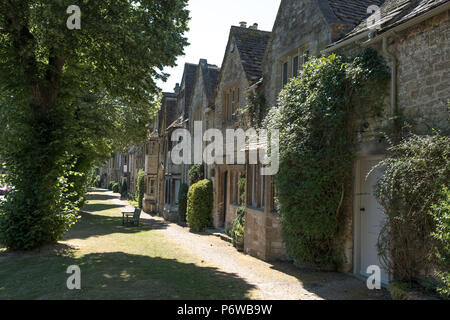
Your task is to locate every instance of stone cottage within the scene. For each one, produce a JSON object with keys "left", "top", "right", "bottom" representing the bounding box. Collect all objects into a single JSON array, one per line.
[
  {"left": 242, "top": 0, "right": 382, "bottom": 262},
  {"left": 252, "top": 0, "right": 449, "bottom": 283},
  {"left": 212, "top": 24, "right": 271, "bottom": 231},
  {"left": 177, "top": 63, "right": 198, "bottom": 185},
  {"left": 187, "top": 59, "right": 220, "bottom": 183},
  {"left": 143, "top": 114, "right": 161, "bottom": 214},
  {"left": 320, "top": 0, "right": 450, "bottom": 285}
]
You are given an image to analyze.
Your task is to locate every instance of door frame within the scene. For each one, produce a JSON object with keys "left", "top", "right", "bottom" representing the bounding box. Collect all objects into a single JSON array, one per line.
[
  {"left": 353, "top": 154, "right": 390, "bottom": 286},
  {"left": 223, "top": 171, "right": 228, "bottom": 227}
]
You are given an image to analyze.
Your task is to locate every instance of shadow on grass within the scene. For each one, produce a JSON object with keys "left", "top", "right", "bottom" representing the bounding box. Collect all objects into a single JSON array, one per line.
[
  {"left": 0, "top": 246, "right": 256, "bottom": 300},
  {"left": 86, "top": 191, "right": 121, "bottom": 202},
  {"left": 63, "top": 210, "right": 168, "bottom": 241}
]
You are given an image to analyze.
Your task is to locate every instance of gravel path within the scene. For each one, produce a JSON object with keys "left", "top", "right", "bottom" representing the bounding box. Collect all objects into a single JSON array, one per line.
[{"left": 111, "top": 191, "right": 390, "bottom": 300}]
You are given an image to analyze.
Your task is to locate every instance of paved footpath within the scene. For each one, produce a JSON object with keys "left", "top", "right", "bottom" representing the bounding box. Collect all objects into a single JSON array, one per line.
[{"left": 112, "top": 193, "right": 389, "bottom": 300}]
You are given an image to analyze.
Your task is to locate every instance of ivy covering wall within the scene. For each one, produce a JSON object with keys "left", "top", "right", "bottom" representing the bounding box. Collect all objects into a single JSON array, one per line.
[{"left": 266, "top": 50, "right": 389, "bottom": 268}]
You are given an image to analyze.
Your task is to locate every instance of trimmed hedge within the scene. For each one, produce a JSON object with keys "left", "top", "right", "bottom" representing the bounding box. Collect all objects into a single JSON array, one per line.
[
  {"left": 188, "top": 164, "right": 204, "bottom": 185},
  {"left": 178, "top": 183, "right": 189, "bottom": 223},
  {"left": 186, "top": 179, "right": 213, "bottom": 232}
]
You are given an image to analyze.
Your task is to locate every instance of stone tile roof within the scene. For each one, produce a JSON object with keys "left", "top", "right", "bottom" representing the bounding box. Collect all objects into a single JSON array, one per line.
[
  {"left": 231, "top": 26, "right": 271, "bottom": 83},
  {"left": 336, "top": 0, "right": 449, "bottom": 42},
  {"left": 199, "top": 59, "right": 220, "bottom": 103},
  {"left": 181, "top": 63, "right": 197, "bottom": 119},
  {"left": 161, "top": 92, "right": 177, "bottom": 131},
  {"left": 326, "top": 0, "right": 386, "bottom": 27}
]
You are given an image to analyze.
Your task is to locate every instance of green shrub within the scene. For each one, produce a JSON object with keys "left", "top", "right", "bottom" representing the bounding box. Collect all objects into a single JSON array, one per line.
[
  {"left": 186, "top": 179, "right": 213, "bottom": 232},
  {"left": 0, "top": 163, "right": 80, "bottom": 250},
  {"left": 375, "top": 134, "right": 450, "bottom": 282},
  {"left": 136, "top": 170, "right": 145, "bottom": 208},
  {"left": 230, "top": 206, "right": 245, "bottom": 250},
  {"left": 178, "top": 183, "right": 189, "bottom": 223},
  {"left": 266, "top": 50, "right": 389, "bottom": 268},
  {"left": 112, "top": 182, "right": 120, "bottom": 193},
  {"left": 431, "top": 186, "right": 450, "bottom": 299},
  {"left": 108, "top": 181, "right": 115, "bottom": 191},
  {"left": 188, "top": 164, "right": 204, "bottom": 185}
]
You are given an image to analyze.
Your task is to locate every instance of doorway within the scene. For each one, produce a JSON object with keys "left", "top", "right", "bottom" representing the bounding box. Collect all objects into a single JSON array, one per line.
[
  {"left": 223, "top": 171, "right": 228, "bottom": 227},
  {"left": 354, "top": 157, "right": 389, "bottom": 285}
]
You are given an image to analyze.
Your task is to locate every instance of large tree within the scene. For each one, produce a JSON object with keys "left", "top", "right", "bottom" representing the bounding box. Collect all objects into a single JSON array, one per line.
[{"left": 0, "top": 0, "right": 189, "bottom": 249}]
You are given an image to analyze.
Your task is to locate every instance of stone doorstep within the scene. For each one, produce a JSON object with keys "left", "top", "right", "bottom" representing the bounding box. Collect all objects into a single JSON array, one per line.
[{"left": 206, "top": 228, "right": 233, "bottom": 244}]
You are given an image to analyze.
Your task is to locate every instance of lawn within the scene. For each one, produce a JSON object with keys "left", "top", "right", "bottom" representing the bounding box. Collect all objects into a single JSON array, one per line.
[{"left": 0, "top": 190, "right": 255, "bottom": 299}]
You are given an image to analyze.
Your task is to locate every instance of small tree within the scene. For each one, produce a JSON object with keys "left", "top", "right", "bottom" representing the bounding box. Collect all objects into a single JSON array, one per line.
[{"left": 186, "top": 179, "right": 213, "bottom": 232}]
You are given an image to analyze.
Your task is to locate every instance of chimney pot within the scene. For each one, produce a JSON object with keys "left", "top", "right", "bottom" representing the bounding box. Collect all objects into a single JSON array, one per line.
[
  {"left": 251, "top": 23, "right": 258, "bottom": 30},
  {"left": 239, "top": 21, "right": 247, "bottom": 28}
]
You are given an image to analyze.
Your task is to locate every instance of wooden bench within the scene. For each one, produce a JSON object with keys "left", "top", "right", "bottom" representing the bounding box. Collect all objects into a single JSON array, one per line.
[{"left": 125, "top": 207, "right": 142, "bottom": 226}]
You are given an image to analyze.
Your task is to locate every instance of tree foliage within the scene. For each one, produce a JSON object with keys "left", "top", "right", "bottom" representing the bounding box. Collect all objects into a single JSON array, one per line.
[
  {"left": 0, "top": 0, "right": 189, "bottom": 249},
  {"left": 266, "top": 50, "right": 389, "bottom": 267}
]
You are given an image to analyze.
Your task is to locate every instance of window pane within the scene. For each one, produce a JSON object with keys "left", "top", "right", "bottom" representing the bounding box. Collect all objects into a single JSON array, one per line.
[
  {"left": 282, "top": 62, "right": 288, "bottom": 86},
  {"left": 303, "top": 50, "right": 310, "bottom": 65},
  {"left": 293, "top": 56, "right": 299, "bottom": 78}
]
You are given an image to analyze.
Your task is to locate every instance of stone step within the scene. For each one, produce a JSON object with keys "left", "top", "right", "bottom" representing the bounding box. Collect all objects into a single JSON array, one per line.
[{"left": 207, "top": 229, "right": 233, "bottom": 243}]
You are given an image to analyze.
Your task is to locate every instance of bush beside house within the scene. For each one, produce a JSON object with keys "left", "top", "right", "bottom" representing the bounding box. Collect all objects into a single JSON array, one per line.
[
  {"left": 375, "top": 133, "right": 450, "bottom": 298},
  {"left": 188, "top": 164, "right": 204, "bottom": 185},
  {"left": 186, "top": 179, "right": 213, "bottom": 232},
  {"left": 178, "top": 183, "right": 189, "bottom": 223}
]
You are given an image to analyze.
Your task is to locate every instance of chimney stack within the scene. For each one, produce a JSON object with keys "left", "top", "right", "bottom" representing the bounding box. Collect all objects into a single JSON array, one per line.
[
  {"left": 250, "top": 23, "right": 258, "bottom": 30},
  {"left": 174, "top": 83, "right": 180, "bottom": 94},
  {"left": 239, "top": 21, "right": 247, "bottom": 28}
]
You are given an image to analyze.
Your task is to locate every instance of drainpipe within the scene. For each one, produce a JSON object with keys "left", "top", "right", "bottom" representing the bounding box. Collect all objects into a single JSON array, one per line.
[{"left": 381, "top": 36, "right": 397, "bottom": 118}]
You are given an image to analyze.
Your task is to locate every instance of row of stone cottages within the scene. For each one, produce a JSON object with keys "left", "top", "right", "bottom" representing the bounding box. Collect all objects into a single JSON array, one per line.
[{"left": 99, "top": 0, "right": 449, "bottom": 286}]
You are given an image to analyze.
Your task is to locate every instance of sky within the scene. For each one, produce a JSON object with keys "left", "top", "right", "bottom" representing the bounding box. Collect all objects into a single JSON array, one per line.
[{"left": 157, "top": 0, "right": 282, "bottom": 93}]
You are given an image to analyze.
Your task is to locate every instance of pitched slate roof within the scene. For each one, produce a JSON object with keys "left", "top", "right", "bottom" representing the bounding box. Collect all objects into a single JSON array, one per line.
[
  {"left": 335, "top": 0, "right": 449, "bottom": 42},
  {"left": 230, "top": 26, "right": 271, "bottom": 83}
]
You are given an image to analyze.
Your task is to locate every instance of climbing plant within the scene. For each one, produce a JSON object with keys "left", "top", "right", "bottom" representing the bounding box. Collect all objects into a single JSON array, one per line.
[
  {"left": 265, "top": 49, "right": 389, "bottom": 268},
  {"left": 230, "top": 176, "right": 247, "bottom": 250},
  {"left": 245, "top": 91, "right": 267, "bottom": 128},
  {"left": 431, "top": 186, "right": 450, "bottom": 299}
]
